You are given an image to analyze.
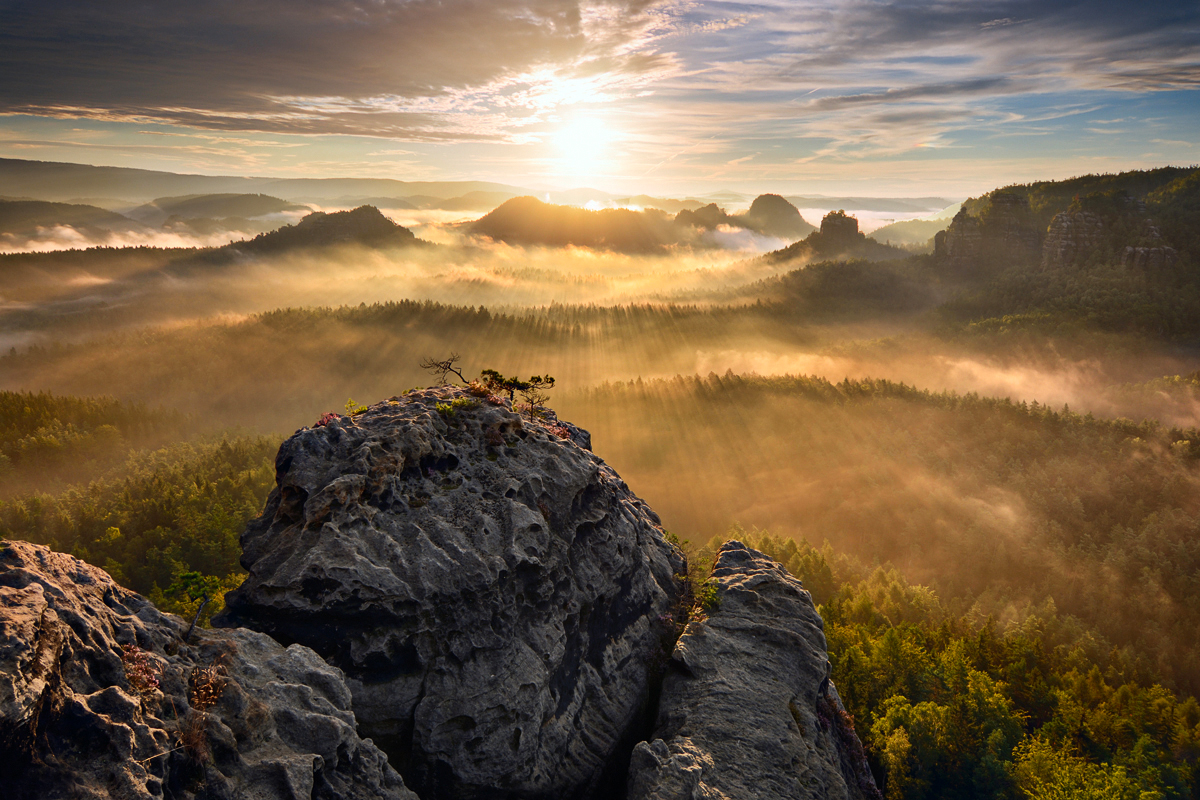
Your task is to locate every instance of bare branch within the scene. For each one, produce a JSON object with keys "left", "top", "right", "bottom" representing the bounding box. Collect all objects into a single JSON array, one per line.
[{"left": 420, "top": 353, "right": 468, "bottom": 385}]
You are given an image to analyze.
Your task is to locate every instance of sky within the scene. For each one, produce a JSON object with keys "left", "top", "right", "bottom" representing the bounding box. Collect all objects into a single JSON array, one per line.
[{"left": 0, "top": 0, "right": 1197, "bottom": 197}]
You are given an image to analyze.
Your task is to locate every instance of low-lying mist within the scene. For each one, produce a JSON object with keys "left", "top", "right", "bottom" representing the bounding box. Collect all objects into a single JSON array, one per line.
[
  {"left": 0, "top": 240, "right": 803, "bottom": 346},
  {"left": 3, "top": 293, "right": 1200, "bottom": 434},
  {"left": 557, "top": 374, "right": 1200, "bottom": 692}
]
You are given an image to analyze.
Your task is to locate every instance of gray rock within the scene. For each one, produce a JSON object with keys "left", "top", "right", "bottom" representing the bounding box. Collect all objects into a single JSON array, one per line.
[
  {"left": 217, "top": 387, "right": 686, "bottom": 799},
  {"left": 935, "top": 192, "right": 1039, "bottom": 272},
  {"left": 627, "top": 541, "right": 881, "bottom": 800},
  {"left": 1041, "top": 210, "right": 1105, "bottom": 268},
  {"left": 1123, "top": 244, "right": 1178, "bottom": 270},
  {"left": 0, "top": 539, "right": 416, "bottom": 800}
]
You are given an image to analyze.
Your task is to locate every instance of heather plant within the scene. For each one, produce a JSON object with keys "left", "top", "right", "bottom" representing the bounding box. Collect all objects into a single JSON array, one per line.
[
  {"left": 313, "top": 411, "right": 339, "bottom": 427},
  {"left": 178, "top": 662, "right": 227, "bottom": 764},
  {"left": 187, "top": 664, "right": 226, "bottom": 713},
  {"left": 120, "top": 643, "right": 161, "bottom": 704}
]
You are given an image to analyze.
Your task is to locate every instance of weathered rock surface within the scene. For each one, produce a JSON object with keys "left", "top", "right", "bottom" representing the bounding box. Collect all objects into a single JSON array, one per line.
[
  {"left": 1123, "top": 244, "right": 1179, "bottom": 270},
  {"left": 217, "top": 387, "right": 687, "bottom": 799},
  {"left": 627, "top": 541, "right": 880, "bottom": 800},
  {"left": 935, "top": 191, "right": 1039, "bottom": 272},
  {"left": 0, "top": 540, "right": 415, "bottom": 800},
  {"left": 1041, "top": 210, "right": 1105, "bottom": 268}
]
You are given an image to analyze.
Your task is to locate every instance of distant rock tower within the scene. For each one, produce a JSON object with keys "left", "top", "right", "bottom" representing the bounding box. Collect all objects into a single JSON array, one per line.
[{"left": 820, "top": 210, "right": 859, "bottom": 241}]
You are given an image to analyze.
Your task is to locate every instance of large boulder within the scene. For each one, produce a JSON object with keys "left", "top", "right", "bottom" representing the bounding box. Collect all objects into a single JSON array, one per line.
[
  {"left": 217, "top": 387, "right": 687, "bottom": 799},
  {"left": 627, "top": 541, "right": 881, "bottom": 800},
  {"left": 0, "top": 539, "right": 415, "bottom": 800}
]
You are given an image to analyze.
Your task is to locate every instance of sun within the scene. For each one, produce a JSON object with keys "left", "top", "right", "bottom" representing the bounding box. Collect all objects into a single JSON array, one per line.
[{"left": 553, "top": 116, "right": 612, "bottom": 176}]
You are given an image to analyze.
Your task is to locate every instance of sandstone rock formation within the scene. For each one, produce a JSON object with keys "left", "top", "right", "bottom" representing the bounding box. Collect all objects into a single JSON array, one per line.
[
  {"left": 1123, "top": 244, "right": 1179, "bottom": 270},
  {"left": 819, "top": 210, "right": 860, "bottom": 242},
  {"left": 217, "top": 387, "right": 687, "bottom": 799},
  {"left": 1041, "top": 210, "right": 1105, "bottom": 269},
  {"left": 1122, "top": 218, "right": 1178, "bottom": 270},
  {"left": 0, "top": 539, "right": 415, "bottom": 800},
  {"left": 935, "top": 191, "right": 1040, "bottom": 272},
  {"left": 627, "top": 541, "right": 881, "bottom": 800}
]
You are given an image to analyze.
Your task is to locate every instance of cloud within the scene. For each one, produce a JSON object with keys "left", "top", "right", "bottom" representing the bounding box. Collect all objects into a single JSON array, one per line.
[
  {"left": 803, "top": 78, "right": 1015, "bottom": 112},
  {"left": 0, "top": 0, "right": 1196, "bottom": 188},
  {"left": 0, "top": 0, "right": 683, "bottom": 141}
]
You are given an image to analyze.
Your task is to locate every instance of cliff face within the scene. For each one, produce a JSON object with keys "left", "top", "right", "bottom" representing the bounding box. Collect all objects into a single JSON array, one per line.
[
  {"left": 627, "top": 541, "right": 881, "bottom": 800},
  {"left": 0, "top": 540, "right": 415, "bottom": 800},
  {"left": 935, "top": 191, "right": 1040, "bottom": 272},
  {"left": 1041, "top": 210, "right": 1105, "bottom": 269},
  {"left": 1041, "top": 197, "right": 1180, "bottom": 271},
  {"left": 216, "top": 388, "right": 687, "bottom": 799}
]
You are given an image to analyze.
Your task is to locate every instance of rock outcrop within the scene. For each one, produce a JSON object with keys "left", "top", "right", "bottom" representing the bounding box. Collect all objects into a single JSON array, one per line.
[
  {"left": 217, "top": 387, "right": 687, "bottom": 799},
  {"left": 818, "top": 210, "right": 860, "bottom": 242},
  {"left": 1041, "top": 193, "right": 1180, "bottom": 272},
  {"left": 627, "top": 541, "right": 880, "bottom": 800},
  {"left": 1041, "top": 210, "right": 1105, "bottom": 269},
  {"left": 1122, "top": 217, "right": 1178, "bottom": 270},
  {"left": 0, "top": 539, "right": 415, "bottom": 800},
  {"left": 1123, "top": 244, "right": 1179, "bottom": 270},
  {"left": 935, "top": 191, "right": 1040, "bottom": 272}
]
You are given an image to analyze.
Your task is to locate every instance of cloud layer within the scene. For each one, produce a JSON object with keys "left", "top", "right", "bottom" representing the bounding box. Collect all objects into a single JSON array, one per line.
[{"left": 0, "top": 0, "right": 1196, "bottom": 190}]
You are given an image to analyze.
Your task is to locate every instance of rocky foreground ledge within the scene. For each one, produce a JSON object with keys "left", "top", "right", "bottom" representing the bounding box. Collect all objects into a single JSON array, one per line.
[
  {"left": 0, "top": 539, "right": 414, "bottom": 800},
  {"left": 1, "top": 386, "right": 879, "bottom": 799}
]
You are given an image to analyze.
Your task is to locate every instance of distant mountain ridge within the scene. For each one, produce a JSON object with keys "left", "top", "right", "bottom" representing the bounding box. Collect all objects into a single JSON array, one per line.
[
  {"left": 0, "top": 157, "right": 526, "bottom": 204},
  {"left": 676, "top": 194, "right": 816, "bottom": 238},
  {"left": 232, "top": 205, "right": 424, "bottom": 253},
  {"left": 470, "top": 194, "right": 814, "bottom": 252},
  {"left": 125, "top": 193, "right": 310, "bottom": 226},
  {"left": 0, "top": 199, "right": 146, "bottom": 237}
]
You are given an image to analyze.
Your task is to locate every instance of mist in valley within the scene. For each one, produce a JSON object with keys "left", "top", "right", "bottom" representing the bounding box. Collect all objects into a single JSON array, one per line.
[{"left": 4, "top": 164, "right": 1200, "bottom": 800}]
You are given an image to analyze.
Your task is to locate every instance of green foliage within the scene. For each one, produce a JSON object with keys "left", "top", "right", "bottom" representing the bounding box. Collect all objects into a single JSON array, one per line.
[
  {"left": 695, "top": 581, "right": 720, "bottom": 613},
  {"left": 810, "top": 549, "right": 1198, "bottom": 800},
  {"left": 435, "top": 397, "right": 480, "bottom": 419},
  {"left": 480, "top": 369, "right": 556, "bottom": 419},
  {"left": 152, "top": 571, "right": 243, "bottom": 629},
  {"left": 344, "top": 397, "right": 368, "bottom": 415},
  {"left": 1013, "top": 737, "right": 1147, "bottom": 800},
  {"left": 0, "top": 390, "right": 185, "bottom": 497},
  {"left": 0, "top": 436, "right": 279, "bottom": 597}
]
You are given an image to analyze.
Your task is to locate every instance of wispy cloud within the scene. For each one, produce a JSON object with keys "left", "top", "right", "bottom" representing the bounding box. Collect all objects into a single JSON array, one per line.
[{"left": 0, "top": 0, "right": 1196, "bottom": 191}]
